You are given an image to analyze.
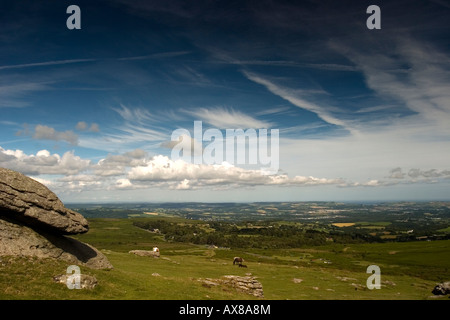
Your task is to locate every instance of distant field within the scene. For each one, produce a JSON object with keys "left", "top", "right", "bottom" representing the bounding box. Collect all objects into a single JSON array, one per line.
[
  {"left": 1, "top": 217, "right": 449, "bottom": 300},
  {"left": 332, "top": 223, "right": 355, "bottom": 227}
]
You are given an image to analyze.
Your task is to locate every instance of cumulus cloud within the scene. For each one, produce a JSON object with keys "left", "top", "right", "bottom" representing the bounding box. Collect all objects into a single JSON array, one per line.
[
  {"left": 75, "top": 121, "right": 88, "bottom": 131},
  {"left": 76, "top": 121, "right": 100, "bottom": 132},
  {"left": 160, "top": 133, "right": 204, "bottom": 157},
  {"left": 92, "top": 148, "right": 148, "bottom": 176},
  {"left": 388, "top": 167, "right": 405, "bottom": 179},
  {"left": 115, "top": 178, "right": 133, "bottom": 189},
  {"left": 2, "top": 144, "right": 449, "bottom": 197},
  {"left": 0, "top": 147, "right": 90, "bottom": 175},
  {"left": 127, "top": 155, "right": 344, "bottom": 190},
  {"left": 29, "top": 124, "right": 79, "bottom": 145}
]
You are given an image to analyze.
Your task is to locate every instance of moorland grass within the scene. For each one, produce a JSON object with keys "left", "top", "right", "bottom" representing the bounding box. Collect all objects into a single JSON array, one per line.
[{"left": 1, "top": 218, "right": 448, "bottom": 300}]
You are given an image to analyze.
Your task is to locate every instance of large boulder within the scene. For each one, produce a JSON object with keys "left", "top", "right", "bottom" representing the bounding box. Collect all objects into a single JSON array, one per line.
[
  {"left": 0, "top": 217, "right": 112, "bottom": 269},
  {"left": 0, "top": 167, "right": 88, "bottom": 234},
  {"left": 0, "top": 167, "right": 112, "bottom": 269}
]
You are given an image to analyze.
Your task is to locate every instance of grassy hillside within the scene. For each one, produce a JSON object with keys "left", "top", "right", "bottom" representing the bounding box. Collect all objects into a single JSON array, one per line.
[{"left": 0, "top": 217, "right": 449, "bottom": 300}]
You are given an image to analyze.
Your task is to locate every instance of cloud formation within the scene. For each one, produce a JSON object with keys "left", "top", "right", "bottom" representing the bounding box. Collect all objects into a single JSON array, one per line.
[
  {"left": 127, "top": 155, "right": 344, "bottom": 190},
  {"left": 16, "top": 124, "right": 79, "bottom": 145},
  {"left": 331, "top": 37, "right": 450, "bottom": 134},
  {"left": 0, "top": 147, "right": 90, "bottom": 175},
  {"left": 2, "top": 144, "right": 449, "bottom": 200},
  {"left": 182, "top": 106, "right": 274, "bottom": 129},
  {"left": 33, "top": 125, "right": 79, "bottom": 145},
  {"left": 243, "top": 71, "right": 354, "bottom": 133},
  {"left": 76, "top": 121, "right": 100, "bottom": 132},
  {"left": 390, "top": 167, "right": 450, "bottom": 180}
]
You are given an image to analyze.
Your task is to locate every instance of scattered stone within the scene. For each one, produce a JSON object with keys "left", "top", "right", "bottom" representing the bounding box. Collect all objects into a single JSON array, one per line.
[
  {"left": 293, "top": 278, "right": 303, "bottom": 284},
  {"left": 336, "top": 276, "right": 357, "bottom": 282},
  {"left": 198, "top": 275, "right": 264, "bottom": 298},
  {"left": 201, "top": 280, "right": 219, "bottom": 287},
  {"left": 53, "top": 273, "right": 98, "bottom": 289},
  {"left": 382, "top": 280, "right": 396, "bottom": 286},
  {"left": 350, "top": 283, "right": 366, "bottom": 290},
  {"left": 129, "top": 250, "right": 160, "bottom": 258},
  {"left": 152, "top": 273, "right": 161, "bottom": 277}
]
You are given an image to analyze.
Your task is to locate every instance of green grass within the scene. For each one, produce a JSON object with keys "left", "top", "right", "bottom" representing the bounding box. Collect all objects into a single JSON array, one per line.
[{"left": 1, "top": 218, "right": 449, "bottom": 300}]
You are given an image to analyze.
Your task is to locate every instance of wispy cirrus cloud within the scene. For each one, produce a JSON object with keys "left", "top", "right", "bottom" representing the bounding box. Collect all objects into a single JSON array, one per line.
[
  {"left": 182, "top": 106, "right": 274, "bottom": 129},
  {"left": 330, "top": 37, "right": 450, "bottom": 134},
  {"left": 0, "top": 58, "right": 96, "bottom": 71},
  {"left": 0, "top": 82, "right": 50, "bottom": 108},
  {"left": 116, "top": 51, "right": 191, "bottom": 61},
  {"left": 243, "top": 71, "right": 355, "bottom": 133},
  {"left": 79, "top": 105, "right": 174, "bottom": 153}
]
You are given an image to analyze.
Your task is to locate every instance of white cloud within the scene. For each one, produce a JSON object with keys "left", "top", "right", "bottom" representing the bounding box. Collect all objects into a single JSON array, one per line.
[
  {"left": 30, "top": 176, "right": 53, "bottom": 187},
  {"left": 243, "top": 71, "right": 354, "bottom": 133},
  {"left": 115, "top": 178, "right": 133, "bottom": 189},
  {"left": 32, "top": 124, "right": 79, "bottom": 145},
  {"left": 330, "top": 37, "right": 450, "bottom": 134},
  {"left": 127, "top": 155, "right": 343, "bottom": 190},
  {"left": 389, "top": 167, "right": 405, "bottom": 179},
  {"left": 183, "top": 106, "right": 273, "bottom": 129},
  {"left": 0, "top": 82, "right": 50, "bottom": 108},
  {"left": 0, "top": 58, "right": 96, "bottom": 71},
  {"left": 93, "top": 149, "right": 148, "bottom": 176},
  {"left": 90, "top": 105, "right": 169, "bottom": 152},
  {"left": 76, "top": 121, "right": 88, "bottom": 131},
  {"left": 76, "top": 121, "right": 99, "bottom": 132},
  {"left": 0, "top": 147, "right": 90, "bottom": 175},
  {"left": 1, "top": 143, "right": 448, "bottom": 199},
  {"left": 239, "top": 37, "right": 450, "bottom": 196}
]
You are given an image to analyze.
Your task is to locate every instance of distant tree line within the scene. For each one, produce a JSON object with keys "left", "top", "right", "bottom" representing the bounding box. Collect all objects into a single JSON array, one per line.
[{"left": 132, "top": 220, "right": 381, "bottom": 249}]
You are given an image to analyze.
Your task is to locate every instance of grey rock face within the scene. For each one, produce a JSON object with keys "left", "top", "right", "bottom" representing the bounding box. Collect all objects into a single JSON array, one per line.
[
  {"left": 0, "top": 214, "right": 112, "bottom": 269},
  {"left": 0, "top": 167, "right": 112, "bottom": 270},
  {"left": 0, "top": 167, "right": 88, "bottom": 235}
]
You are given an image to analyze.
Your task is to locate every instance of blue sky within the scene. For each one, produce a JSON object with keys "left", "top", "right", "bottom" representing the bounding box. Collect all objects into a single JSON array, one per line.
[{"left": 1, "top": 0, "right": 450, "bottom": 203}]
